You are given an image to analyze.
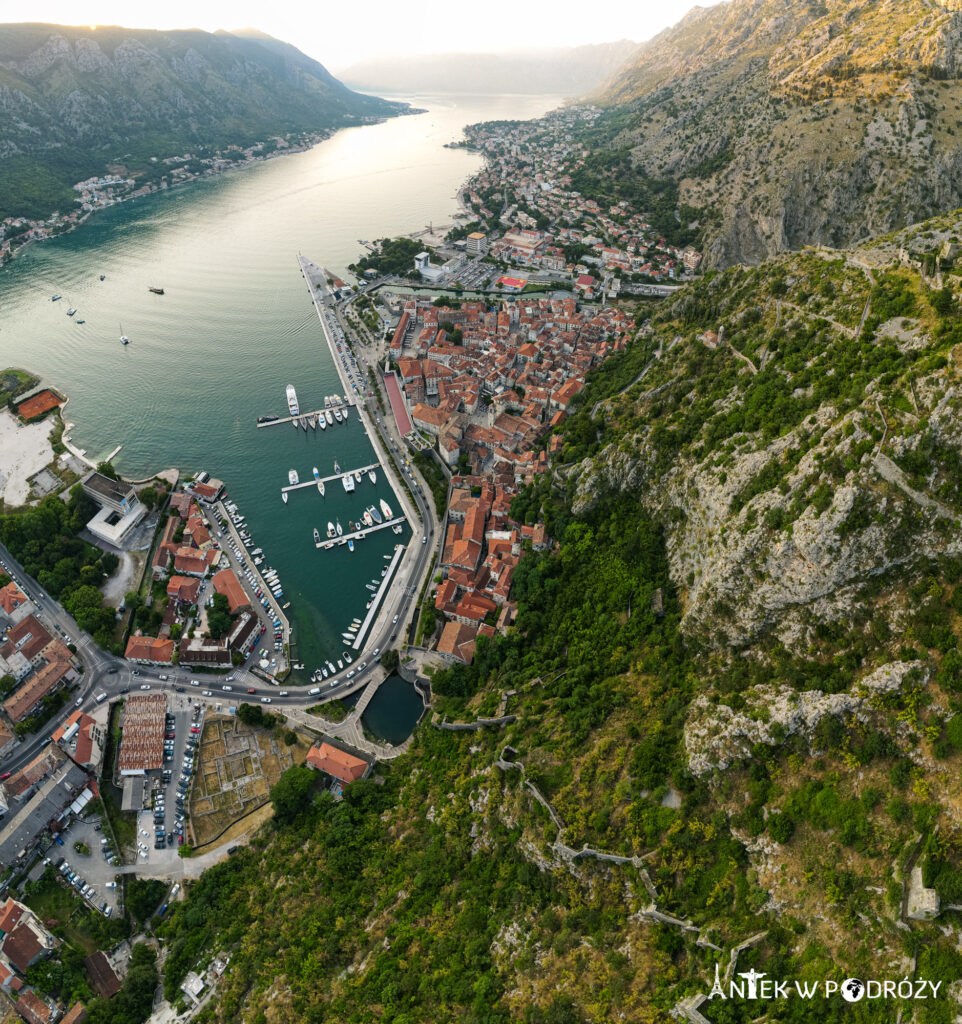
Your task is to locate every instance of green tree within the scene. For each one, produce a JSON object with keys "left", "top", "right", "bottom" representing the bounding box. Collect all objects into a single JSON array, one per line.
[{"left": 269, "top": 764, "right": 318, "bottom": 825}]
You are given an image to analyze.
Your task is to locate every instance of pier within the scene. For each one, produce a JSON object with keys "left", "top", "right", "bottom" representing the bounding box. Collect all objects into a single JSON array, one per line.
[
  {"left": 282, "top": 463, "right": 380, "bottom": 494},
  {"left": 315, "top": 516, "right": 406, "bottom": 547},
  {"left": 352, "top": 543, "right": 405, "bottom": 650},
  {"left": 256, "top": 401, "right": 355, "bottom": 428}
]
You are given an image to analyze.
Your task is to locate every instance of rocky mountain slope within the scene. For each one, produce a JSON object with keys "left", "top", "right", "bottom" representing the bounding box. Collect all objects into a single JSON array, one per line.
[
  {"left": 586, "top": 0, "right": 962, "bottom": 267},
  {"left": 339, "top": 40, "right": 639, "bottom": 97},
  {"left": 0, "top": 23, "right": 407, "bottom": 219},
  {"left": 151, "top": 214, "right": 962, "bottom": 1023}
]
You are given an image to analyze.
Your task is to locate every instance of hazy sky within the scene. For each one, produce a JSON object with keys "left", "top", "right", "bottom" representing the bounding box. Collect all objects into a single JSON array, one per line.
[{"left": 6, "top": 0, "right": 727, "bottom": 69}]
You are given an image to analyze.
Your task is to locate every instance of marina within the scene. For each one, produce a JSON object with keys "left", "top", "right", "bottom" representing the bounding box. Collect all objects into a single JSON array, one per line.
[
  {"left": 256, "top": 398, "right": 355, "bottom": 428},
  {"left": 282, "top": 462, "right": 380, "bottom": 493},
  {"left": 314, "top": 515, "right": 407, "bottom": 547}
]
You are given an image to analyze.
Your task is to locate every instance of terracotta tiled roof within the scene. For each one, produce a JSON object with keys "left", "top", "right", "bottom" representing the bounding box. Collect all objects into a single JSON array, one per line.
[{"left": 305, "top": 742, "right": 368, "bottom": 783}]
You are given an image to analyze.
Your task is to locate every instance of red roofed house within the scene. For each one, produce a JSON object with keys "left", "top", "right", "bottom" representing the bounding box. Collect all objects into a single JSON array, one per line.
[
  {"left": 0, "top": 898, "right": 57, "bottom": 976},
  {"left": 550, "top": 378, "right": 583, "bottom": 411},
  {"left": 167, "top": 576, "right": 201, "bottom": 605},
  {"left": 305, "top": 741, "right": 371, "bottom": 787},
  {"left": 0, "top": 582, "right": 29, "bottom": 623},
  {"left": 14, "top": 989, "right": 54, "bottom": 1024},
  {"left": 61, "top": 1004, "right": 87, "bottom": 1024},
  {"left": 212, "top": 569, "right": 250, "bottom": 614},
  {"left": 125, "top": 634, "right": 175, "bottom": 664},
  {"left": 173, "top": 546, "right": 218, "bottom": 577},
  {"left": 437, "top": 621, "right": 478, "bottom": 664}
]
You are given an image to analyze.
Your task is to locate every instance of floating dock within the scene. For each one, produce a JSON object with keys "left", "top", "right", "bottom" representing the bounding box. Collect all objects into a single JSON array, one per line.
[
  {"left": 256, "top": 401, "right": 354, "bottom": 428},
  {"left": 315, "top": 516, "right": 406, "bottom": 547},
  {"left": 352, "top": 543, "right": 405, "bottom": 650},
  {"left": 283, "top": 463, "right": 379, "bottom": 494}
]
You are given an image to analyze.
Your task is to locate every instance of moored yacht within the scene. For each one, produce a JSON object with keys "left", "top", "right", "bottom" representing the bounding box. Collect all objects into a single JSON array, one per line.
[
  {"left": 286, "top": 384, "right": 299, "bottom": 417},
  {"left": 368, "top": 504, "right": 382, "bottom": 525},
  {"left": 342, "top": 473, "right": 355, "bottom": 493},
  {"left": 336, "top": 520, "right": 343, "bottom": 536},
  {"left": 368, "top": 470, "right": 377, "bottom": 484},
  {"left": 380, "top": 498, "right": 393, "bottom": 520},
  {"left": 327, "top": 521, "right": 336, "bottom": 538},
  {"left": 313, "top": 527, "right": 320, "bottom": 545},
  {"left": 325, "top": 410, "right": 334, "bottom": 426},
  {"left": 334, "top": 408, "right": 343, "bottom": 423},
  {"left": 288, "top": 469, "right": 299, "bottom": 486}
]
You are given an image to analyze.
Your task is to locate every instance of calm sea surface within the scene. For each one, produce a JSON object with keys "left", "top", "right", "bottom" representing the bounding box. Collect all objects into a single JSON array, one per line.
[{"left": 0, "top": 94, "right": 558, "bottom": 737}]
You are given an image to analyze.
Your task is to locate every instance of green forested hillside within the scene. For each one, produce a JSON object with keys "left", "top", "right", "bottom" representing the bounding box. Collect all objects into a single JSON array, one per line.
[
  {"left": 0, "top": 23, "right": 407, "bottom": 221},
  {"left": 157, "top": 216, "right": 962, "bottom": 1022}
]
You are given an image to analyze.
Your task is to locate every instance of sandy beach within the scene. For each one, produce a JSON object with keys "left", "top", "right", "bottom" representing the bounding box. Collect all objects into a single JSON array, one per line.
[{"left": 0, "top": 408, "right": 55, "bottom": 506}]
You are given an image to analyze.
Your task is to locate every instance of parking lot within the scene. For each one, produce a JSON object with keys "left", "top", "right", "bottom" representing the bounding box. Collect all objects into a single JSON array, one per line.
[
  {"left": 48, "top": 811, "right": 122, "bottom": 918},
  {"left": 133, "top": 702, "right": 203, "bottom": 869}
]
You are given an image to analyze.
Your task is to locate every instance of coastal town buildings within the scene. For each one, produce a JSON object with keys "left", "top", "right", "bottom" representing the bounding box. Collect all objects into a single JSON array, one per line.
[{"left": 381, "top": 288, "right": 633, "bottom": 662}]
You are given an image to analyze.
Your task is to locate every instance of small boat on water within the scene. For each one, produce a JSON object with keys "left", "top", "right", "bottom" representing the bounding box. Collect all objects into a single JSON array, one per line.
[
  {"left": 334, "top": 408, "right": 343, "bottom": 423},
  {"left": 321, "top": 667, "right": 328, "bottom": 678},
  {"left": 344, "top": 653, "right": 353, "bottom": 664},
  {"left": 333, "top": 458, "right": 340, "bottom": 474},
  {"left": 66, "top": 308, "right": 77, "bottom": 316},
  {"left": 342, "top": 632, "right": 354, "bottom": 641},
  {"left": 120, "top": 322, "right": 129, "bottom": 345},
  {"left": 318, "top": 416, "right": 327, "bottom": 431},
  {"left": 362, "top": 510, "right": 373, "bottom": 527},
  {"left": 326, "top": 661, "right": 336, "bottom": 674},
  {"left": 293, "top": 419, "right": 299, "bottom": 429},
  {"left": 337, "top": 659, "right": 344, "bottom": 670},
  {"left": 342, "top": 474, "right": 355, "bottom": 493},
  {"left": 348, "top": 539, "right": 354, "bottom": 552},
  {"left": 380, "top": 499, "right": 393, "bottom": 520},
  {"left": 336, "top": 520, "right": 343, "bottom": 536},
  {"left": 149, "top": 287, "right": 165, "bottom": 295},
  {"left": 51, "top": 294, "right": 61, "bottom": 301},
  {"left": 288, "top": 469, "right": 299, "bottom": 486},
  {"left": 325, "top": 410, "right": 334, "bottom": 426},
  {"left": 313, "top": 467, "right": 320, "bottom": 481},
  {"left": 282, "top": 493, "right": 288, "bottom": 504},
  {"left": 75, "top": 319, "right": 85, "bottom": 324},
  {"left": 313, "top": 528, "right": 320, "bottom": 545},
  {"left": 310, "top": 415, "right": 317, "bottom": 430},
  {"left": 354, "top": 471, "right": 362, "bottom": 483},
  {"left": 368, "top": 470, "right": 377, "bottom": 484},
  {"left": 366, "top": 583, "right": 377, "bottom": 592},
  {"left": 317, "top": 479, "right": 325, "bottom": 496},
  {"left": 327, "top": 521, "right": 336, "bottom": 538},
  {"left": 368, "top": 504, "right": 382, "bottom": 525}
]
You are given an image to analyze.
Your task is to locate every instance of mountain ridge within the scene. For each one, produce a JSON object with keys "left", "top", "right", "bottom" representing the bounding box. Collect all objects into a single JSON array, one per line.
[
  {"left": 338, "top": 41, "right": 639, "bottom": 97},
  {"left": 581, "top": 0, "right": 962, "bottom": 267},
  {"left": 0, "top": 23, "right": 408, "bottom": 221}
]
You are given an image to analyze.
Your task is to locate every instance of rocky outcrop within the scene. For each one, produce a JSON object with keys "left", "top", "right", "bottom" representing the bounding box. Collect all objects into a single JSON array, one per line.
[{"left": 684, "top": 662, "right": 927, "bottom": 775}]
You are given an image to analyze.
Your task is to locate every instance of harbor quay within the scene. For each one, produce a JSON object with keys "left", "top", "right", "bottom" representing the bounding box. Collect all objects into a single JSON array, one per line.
[{"left": 298, "top": 253, "right": 431, "bottom": 657}]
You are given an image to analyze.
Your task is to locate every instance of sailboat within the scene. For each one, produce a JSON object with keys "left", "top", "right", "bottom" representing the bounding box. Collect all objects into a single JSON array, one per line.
[
  {"left": 282, "top": 493, "right": 288, "bottom": 504},
  {"left": 336, "top": 520, "right": 343, "bottom": 536},
  {"left": 119, "top": 323, "right": 129, "bottom": 345}
]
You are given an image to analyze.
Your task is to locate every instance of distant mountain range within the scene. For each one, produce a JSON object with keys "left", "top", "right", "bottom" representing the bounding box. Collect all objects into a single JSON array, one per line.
[
  {"left": 581, "top": 0, "right": 962, "bottom": 267},
  {"left": 338, "top": 41, "right": 639, "bottom": 97},
  {"left": 0, "top": 23, "right": 408, "bottom": 221}
]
